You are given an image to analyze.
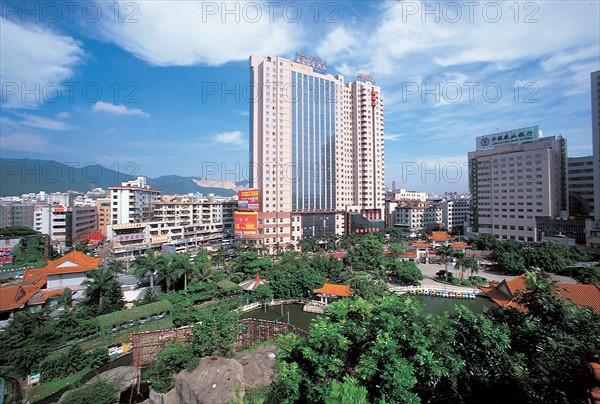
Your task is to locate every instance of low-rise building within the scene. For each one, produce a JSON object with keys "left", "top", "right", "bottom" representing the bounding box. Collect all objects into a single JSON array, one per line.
[{"left": 0, "top": 251, "right": 100, "bottom": 328}]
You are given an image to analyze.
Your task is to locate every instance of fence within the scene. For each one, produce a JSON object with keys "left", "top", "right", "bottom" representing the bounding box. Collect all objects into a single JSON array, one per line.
[{"left": 131, "top": 317, "right": 307, "bottom": 366}]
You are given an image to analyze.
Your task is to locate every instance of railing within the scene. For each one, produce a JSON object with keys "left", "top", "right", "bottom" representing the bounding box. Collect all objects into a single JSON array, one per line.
[
  {"left": 390, "top": 285, "right": 483, "bottom": 298},
  {"left": 240, "top": 299, "right": 300, "bottom": 312}
]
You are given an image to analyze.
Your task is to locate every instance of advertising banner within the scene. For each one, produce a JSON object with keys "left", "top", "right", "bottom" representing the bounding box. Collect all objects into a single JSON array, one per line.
[
  {"left": 237, "top": 189, "right": 259, "bottom": 211},
  {"left": 476, "top": 125, "right": 540, "bottom": 150},
  {"left": 234, "top": 212, "right": 258, "bottom": 236},
  {"left": 116, "top": 233, "right": 145, "bottom": 242}
]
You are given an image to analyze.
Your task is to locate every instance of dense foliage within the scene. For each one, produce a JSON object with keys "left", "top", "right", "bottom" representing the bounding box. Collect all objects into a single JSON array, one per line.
[
  {"left": 146, "top": 342, "right": 198, "bottom": 393},
  {"left": 469, "top": 235, "right": 593, "bottom": 277},
  {"left": 61, "top": 379, "right": 120, "bottom": 404},
  {"left": 268, "top": 269, "right": 600, "bottom": 403}
]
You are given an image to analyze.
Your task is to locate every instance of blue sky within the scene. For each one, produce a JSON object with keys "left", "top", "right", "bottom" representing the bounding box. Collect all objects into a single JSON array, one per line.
[{"left": 1, "top": 1, "right": 599, "bottom": 193}]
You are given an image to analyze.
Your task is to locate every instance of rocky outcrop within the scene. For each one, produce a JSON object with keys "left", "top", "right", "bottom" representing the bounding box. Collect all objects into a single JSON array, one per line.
[
  {"left": 176, "top": 357, "right": 244, "bottom": 404},
  {"left": 147, "top": 346, "right": 279, "bottom": 404},
  {"left": 235, "top": 345, "right": 278, "bottom": 390},
  {"left": 148, "top": 387, "right": 179, "bottom": 404},
  {"left": 58, "top": 366, "right": 138, "bottom": 403}
]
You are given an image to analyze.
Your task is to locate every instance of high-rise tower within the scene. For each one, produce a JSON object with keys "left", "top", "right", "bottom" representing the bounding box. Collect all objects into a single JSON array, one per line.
[{"left": 245, "top": 54, "right": 385, "bottom": 250}]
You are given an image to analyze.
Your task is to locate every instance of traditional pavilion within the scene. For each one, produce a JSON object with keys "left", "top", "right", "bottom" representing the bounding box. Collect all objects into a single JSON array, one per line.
[
  {"left": 313, "top": 283, "right": 353, "bottom": 305},
  {"left": 479, "top": 274, "right": 600, "bottom": 314},
  {"left": 239, "top": 271, "right": 269, "bottom": 291},
  {"left": 428, "top": 231, "right": 452, "bottom": 247}
]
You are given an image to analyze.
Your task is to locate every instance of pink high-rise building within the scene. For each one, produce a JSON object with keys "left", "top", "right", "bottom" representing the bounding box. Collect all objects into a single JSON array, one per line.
[{"left": 245, "top": 54, "right": 385, "bottom": 250}]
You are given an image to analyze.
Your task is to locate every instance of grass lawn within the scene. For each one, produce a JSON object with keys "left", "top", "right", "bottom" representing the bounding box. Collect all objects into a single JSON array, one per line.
[
  {"left": 79, "top": 316, "right": 174, "bottom": 351},
  {"left": 26, "top": 367, "right": 90, "bottom": 402}
]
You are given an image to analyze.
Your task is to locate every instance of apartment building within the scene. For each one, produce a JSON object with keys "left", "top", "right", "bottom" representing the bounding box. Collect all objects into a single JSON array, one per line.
[{"left": 469, "top": 127, "right": 567, "bottom": 242}]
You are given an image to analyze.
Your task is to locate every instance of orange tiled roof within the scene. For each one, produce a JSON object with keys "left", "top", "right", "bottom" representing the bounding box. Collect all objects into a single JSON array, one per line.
[
  {"left": 27, "top": 289, "right": 66, "bottom": 305},
  {"left": 28, "top": 251, "right": 100, "bottom": 277},
  {"left": 451, "top": 242, "right": 469, "bottom": 249},
  {"left": 479, "top": 274, "right": 600, "bottom": 314},
  {"left": 0, "top": 251, "right": 98, "bottom": 313},
  {"left": 412, "top": 242, "right": 431, "bottom": 248},
  {"left": 429, "top": 231, "right": 452, "bottom": 241},
  {"left": 314, "top": 283, "right": 353, "bottom": 297},
  {"left": 557, "top": 284, "right": 600, "bottom": 314}
]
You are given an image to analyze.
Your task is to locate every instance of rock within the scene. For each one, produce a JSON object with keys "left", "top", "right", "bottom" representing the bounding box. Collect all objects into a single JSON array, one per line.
[
  {"left": 175, "top": 357, "right": 244, "bottom": 404},
  {"left": 235, "top": 345, "right": 278, "bottom": 390},
  {"left": 58, "top": 366, "right": 139, "bottom": 403},
  {"left": 149, "top": 387, "right": 179, "bottom": 404}
]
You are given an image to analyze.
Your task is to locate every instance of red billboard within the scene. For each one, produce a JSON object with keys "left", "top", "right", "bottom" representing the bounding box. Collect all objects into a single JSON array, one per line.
[
  {"left": 0, "top": 247, "right": 13, "bottom": 266},
  {"left": 238, "top": 189, "right": 259, "bottom": 211},
  {"left": 234, "top": 212, "right": 258, "bottom": 236}
]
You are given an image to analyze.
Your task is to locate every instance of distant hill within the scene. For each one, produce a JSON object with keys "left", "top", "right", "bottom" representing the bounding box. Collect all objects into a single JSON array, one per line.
[{"left": 0, "top": 158, "right": 247, "bottom": 197}]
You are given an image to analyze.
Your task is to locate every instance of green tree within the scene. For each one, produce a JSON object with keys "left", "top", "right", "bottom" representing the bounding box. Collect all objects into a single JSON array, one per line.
[
  {"left": 107, "top": 260, "right": 123, "bottom": 274},
  {"left": 146, "top": 342, "right": 198, "bottom": 393},
  {"left": 192, "top": 306, "right": 240, "bottom": 358},
  {"left": 158, "top": 254, "right": 189, "bottom": 292},
  {"left": 61, "top": 379, "right": 120, "bottom": 404},
  {"left": 345, "top": 234, "right": 384, "bottom": 273},
  {"left": 576, "top": 265, "right": 600, "bottom": 284},
  {"left": 454, "top": 252, "right": 478, "bottom": 281},
  {"left": 131, "top": 249, "right": 164, "bottom": 288},
  {"left": 387, "top": 261, "right": 423, "bottom": 285},
  {"left": 81, "top": 265, "right": 125, "bottom": 316},
  {"left": 487, "top": 268, "right": 600, "bottom": 403},
  {"left": 223, "top": 265, "right": 244, "bottom": 283},
  {"left": 388, "top": 243, "right": 406, "bottom": 256},
  {"left": 436, "top": 244, "right": 455, "bottom": 281},
  {"left": 0, "top": 310, "right": 55, "bottom": 376},
  {"left": 55, "top": 287, "right": 74, "bottom": 310},
  {"left": 347, "top": 273, "right": 388, "bottom": 300},
  {"left": 251, "top": 284, "right": 274, "bottom": 303},
  {"left": 496, "top": 251, "right": 526, "bottom": 275},
  {"left": 270, "top": 296, "right": 461, "bottom": 403}
]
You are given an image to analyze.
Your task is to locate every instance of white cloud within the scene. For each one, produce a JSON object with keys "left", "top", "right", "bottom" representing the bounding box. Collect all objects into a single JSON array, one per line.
[
  {"left": 93, "top": 2, "right": 304, "bottom": 66},
  {"left": 55, "top": 111, "right": 70, "bottom": 120},
  {"left": 0, "top": 132, "right": 53, "bottom": 153},
  {"left": 320, "top": 2, "right": 599, "bottom": 79},
  {"left": 0, "top": 20, "right": 85, "bottom": 108},
  {"left": 212, "top": 131, "right": 247, "bottom": 148},
  {"left": 384, "top": 133, "right": 403, "bottom": 142},
  {"left": 316, "top": 26, "right": 357, "bottom": 60},
  {"left": 17, "top": 113, "right": 72, "bottom": 131},
  {"left": 92, "top": 101, "right": 150, "bottom": 117}
]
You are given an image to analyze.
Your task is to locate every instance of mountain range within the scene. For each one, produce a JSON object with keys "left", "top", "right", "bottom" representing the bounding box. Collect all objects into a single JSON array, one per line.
[{"left": 0, "top": 158, "right": 248, "bottom": 197}]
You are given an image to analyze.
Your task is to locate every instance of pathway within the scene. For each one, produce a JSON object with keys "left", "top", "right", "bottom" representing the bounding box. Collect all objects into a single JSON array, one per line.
[{"left": 415, "top": 263, "right": 578, "bottom": 286}]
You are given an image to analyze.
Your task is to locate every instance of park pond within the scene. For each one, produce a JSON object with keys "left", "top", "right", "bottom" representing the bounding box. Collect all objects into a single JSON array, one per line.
[{"left": 241, "top": 296, "right": 496, "bottom": 330}]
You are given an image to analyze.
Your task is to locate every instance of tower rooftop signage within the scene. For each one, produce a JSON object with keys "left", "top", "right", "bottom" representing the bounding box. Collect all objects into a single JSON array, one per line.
[
  {"left": 476, "top": 125, "right": 540, "bottom": 150},
  {"left": 295, "top": 52, "right": 327, "bottom": 73},
  {"left": 357, "top": 73, "right": 376, "bottom": 84}
]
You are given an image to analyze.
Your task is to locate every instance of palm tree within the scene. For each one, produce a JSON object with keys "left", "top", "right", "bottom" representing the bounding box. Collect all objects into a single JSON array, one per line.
[
  {"left": 55, "top": 288, "right": 73, "bottom": 311},
  {"left": 455, "top": 253, "right": 478, "bottom": 282},
  {"left": 158, "top": 254, "right": 186, "bottom": 292},
  {"left": 81, "top": 265, "right": 124, "bottom": 315},
  {"left": 223, "top": 265, "right": 244, "bottom": 283},
  {"left": 108, "top": 260, "right": 124, "bottom": 274},
  {"left": 131, "top": 249, "right": 163, "bottom": 289},
  {"left": 192, "top": 249, "right": 213, "bottom": 286},
  {"left": 436, "top": 245, "right": 455, "bottom": 281}
]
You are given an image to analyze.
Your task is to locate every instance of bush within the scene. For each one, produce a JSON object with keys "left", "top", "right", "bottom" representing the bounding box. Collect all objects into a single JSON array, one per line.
[
  {"left": 451, "top": 278, "right": 460, "bottom": 286},
  {"left": 461, "top": 279, "right": 472, "bottom": 287},
  {"left": 62, "top": 379, "right": 120, "bottom": 404},
  {"left": 146, "top": 342, "right": 198, "bottom": 393},
  {"left": 38, "top": 345, "right": 89, "bottom": 380},
  {"left": 87, "top": 346, "right": 109, "bottom": 369}
]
